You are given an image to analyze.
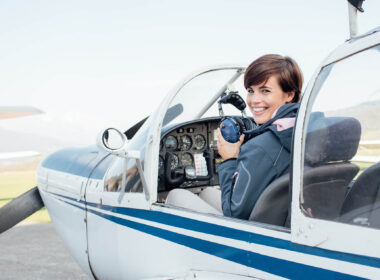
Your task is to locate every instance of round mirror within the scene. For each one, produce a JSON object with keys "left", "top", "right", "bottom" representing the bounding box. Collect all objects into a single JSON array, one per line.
[{"left": 99, "top": 128, "right": 127, "bottom": 151}]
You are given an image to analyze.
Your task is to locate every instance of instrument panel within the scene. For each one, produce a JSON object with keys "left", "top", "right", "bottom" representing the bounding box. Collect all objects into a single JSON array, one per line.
[{"left": 158, "top": 118, "right": 222, "bottom": 191}]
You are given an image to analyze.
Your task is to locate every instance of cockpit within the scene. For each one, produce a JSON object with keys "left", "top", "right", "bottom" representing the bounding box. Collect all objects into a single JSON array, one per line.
[{"left": 157, "top": 118, "right": 222, "bottom": 196}]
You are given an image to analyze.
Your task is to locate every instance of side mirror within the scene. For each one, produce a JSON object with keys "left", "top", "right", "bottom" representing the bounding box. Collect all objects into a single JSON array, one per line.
[{"left": 97, "top": 128, "right": 128, "bottom": 153}]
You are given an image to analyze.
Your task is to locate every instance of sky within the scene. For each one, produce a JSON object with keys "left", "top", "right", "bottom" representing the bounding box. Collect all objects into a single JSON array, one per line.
[{"left": 1, "top": 0, "right": 380, "bottom": 148}]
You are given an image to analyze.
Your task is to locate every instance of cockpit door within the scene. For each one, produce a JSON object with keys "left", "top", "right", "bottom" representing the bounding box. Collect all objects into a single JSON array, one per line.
[{"left": 291, "top": 29, "right": 380, "bottom": 268}]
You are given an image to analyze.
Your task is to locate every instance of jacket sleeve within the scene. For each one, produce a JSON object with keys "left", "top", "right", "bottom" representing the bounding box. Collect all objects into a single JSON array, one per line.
[{"left": 218, "top": 143, "right": 277, "bottom": 219}]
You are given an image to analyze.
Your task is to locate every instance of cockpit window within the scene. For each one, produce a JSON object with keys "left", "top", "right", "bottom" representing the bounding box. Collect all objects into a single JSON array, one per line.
[
  {"left": 302, "top": 44, "right": 380, "bottom": 229},
  {"left": 104, "top": 157, "right": 143, "bottom": 193},
  {"left": 164, "top": 68, "right": 246, "bottom": 126},
  {"left": 101, "top": 110, "right": 152, "bottom": 193},
  {"left": 202, "top": 74, "right": 248, "bottom": 119}
]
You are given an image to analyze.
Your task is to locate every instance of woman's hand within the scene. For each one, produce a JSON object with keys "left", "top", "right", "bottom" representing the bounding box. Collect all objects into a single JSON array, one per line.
[{"left": 217, "top": 128, "right": 244, "bottom": 160}]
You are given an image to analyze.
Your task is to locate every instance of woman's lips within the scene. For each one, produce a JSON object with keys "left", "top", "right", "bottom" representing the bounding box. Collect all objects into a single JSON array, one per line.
[{"left": 253, "top": 107, "right": 267, "bottom": 116}]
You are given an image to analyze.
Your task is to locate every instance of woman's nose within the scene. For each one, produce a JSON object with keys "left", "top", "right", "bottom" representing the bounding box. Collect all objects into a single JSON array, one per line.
[{"left": 247, "top": 93, "right": 261, "bottom": 106}]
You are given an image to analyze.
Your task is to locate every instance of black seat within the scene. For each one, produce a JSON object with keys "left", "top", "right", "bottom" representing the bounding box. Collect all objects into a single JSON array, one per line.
[
  {"left": 340, "top": 161, "right": 380, "bottom": 228},
  {"left": 249, "top": 114, "right": 361, "bottom": 226},
  {"left": 249, "top": 173, "right": 290, "bottom": 226},
  {"left": 302, "top": 163, "right": 359, "bottom": 220}
]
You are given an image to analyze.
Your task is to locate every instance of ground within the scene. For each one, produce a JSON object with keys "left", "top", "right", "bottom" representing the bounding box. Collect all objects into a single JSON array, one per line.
[
  {"left": 0, "top": 223, "right": 89, "bottom": 279},
  {"left": 0, "top": 169, "right": 88, "bottom": 279}
]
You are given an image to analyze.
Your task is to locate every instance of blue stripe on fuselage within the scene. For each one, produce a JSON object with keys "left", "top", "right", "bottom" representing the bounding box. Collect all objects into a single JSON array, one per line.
[
  {"left": 49, "top": 192, "right": 380, "bottom": 273},
  {"left": 89, "top": 202, "right": 380, "bottom": 269},
  {"left": 86, "top": 205, "right": 364, "bottom": 280}
]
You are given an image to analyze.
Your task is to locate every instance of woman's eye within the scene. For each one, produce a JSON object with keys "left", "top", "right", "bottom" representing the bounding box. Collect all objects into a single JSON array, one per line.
[
  {"left": 263, "top": 89, "right": 270, "bottom": 93},
  {"left": 247, "top": 89, "right": 253, "bottom": 94}
]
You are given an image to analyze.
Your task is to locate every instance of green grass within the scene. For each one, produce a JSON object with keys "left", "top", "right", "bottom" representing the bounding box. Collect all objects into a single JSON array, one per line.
[
  {"left": 351, "top": 161, "right": 374, "bottom": 179},
  {"left": 0, "top": 170, "right": 50, "bottom": 223}
]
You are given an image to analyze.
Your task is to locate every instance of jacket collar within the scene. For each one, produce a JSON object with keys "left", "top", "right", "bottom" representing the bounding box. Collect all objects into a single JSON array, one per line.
[{"left": 243, "top": 103, "right": 299, "bottom": 137}]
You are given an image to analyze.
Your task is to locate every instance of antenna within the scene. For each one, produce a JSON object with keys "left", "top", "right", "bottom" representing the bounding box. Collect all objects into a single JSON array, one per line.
[{"left": 347, "top": 0, "right": 365, "bottom": 38}]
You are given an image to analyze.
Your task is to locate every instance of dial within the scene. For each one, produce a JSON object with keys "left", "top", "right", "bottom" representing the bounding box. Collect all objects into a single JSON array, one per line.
[
  {"left": 170, "top": 154, "right": 179, "bottom": 170},
  {"left": 165, "top": 136, "right": 178, "bottom": 150},
  {"left": 194, "top": 134, "right": 206, "bottom": 150},
  {"left": 181, "top": 153, "right": 193, "bottom": 166},
  {"left": 179, "top": 135, "right": 192, "bottom": 151}
]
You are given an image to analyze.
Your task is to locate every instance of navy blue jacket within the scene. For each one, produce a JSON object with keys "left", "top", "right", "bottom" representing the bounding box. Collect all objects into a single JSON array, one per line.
[{"left": 218, "top": 103, "right": 299, "bottom": 219}]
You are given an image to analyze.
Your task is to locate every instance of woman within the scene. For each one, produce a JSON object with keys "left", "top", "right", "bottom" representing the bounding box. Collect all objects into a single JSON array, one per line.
[
  {"left": 166, "top": 54, "right": 303, "bottom": 220},
  {"left": 217, "top": 54, "right": 302, "bottom": 219}
]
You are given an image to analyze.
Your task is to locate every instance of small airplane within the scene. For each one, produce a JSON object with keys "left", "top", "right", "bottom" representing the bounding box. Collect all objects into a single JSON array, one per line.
[{"left": 1, "top": 1, "right": 380, "bottom": 279}]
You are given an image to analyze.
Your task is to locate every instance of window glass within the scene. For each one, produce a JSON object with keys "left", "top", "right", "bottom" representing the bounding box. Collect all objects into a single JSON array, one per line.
[
  {"left": 164, "top": 69, "right": 245, "bottom": 126},
  {"left": 104, "top": 157, "right": 143, "bottom": 193},
  {"left": 102, "top": 108, "right": 151, "bottom": 193},
  {"left": 302, "top": 44, "right": 380, "bottom": 229},
  {"left": 202, "top": 74, "right": 251, "bottom": 119}
]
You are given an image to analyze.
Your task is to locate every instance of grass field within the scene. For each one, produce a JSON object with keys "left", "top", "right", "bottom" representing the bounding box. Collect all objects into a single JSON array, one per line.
[{"left": 0, "top": 170, "right": 50, "bottom": 223}]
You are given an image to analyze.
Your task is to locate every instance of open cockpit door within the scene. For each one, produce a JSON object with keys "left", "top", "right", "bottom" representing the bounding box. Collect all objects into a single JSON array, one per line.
[{"left": 290, "top": 27, "right": 380, "bottom": 275}]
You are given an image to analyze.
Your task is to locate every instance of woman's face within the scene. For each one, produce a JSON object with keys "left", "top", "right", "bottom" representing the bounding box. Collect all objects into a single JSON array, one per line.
[{"left": 246, "top": 76, "right": 295, "bottom": 125}]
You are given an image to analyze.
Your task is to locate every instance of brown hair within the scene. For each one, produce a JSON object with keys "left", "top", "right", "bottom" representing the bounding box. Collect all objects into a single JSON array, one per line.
[{"left": 244, "top": 54, "right": 303, "bottom": 103}]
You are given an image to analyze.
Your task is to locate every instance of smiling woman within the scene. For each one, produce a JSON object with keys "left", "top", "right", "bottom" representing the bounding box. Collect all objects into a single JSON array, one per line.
[
  {"left": 244, "top": 55, "right": 302, "bottom": 125},
  {"left": 246, "top": 76, "right": 294, "bottom": 125},
  {"left": 166, "top": 54, "right": 304, "bottom": 220},
  {"left": 216, "top": 55, "right": 303, "bottom": 219}
]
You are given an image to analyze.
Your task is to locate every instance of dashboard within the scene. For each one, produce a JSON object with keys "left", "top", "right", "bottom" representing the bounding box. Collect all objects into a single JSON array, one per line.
[{"left": 158, "top": 118, "right": 224, "bottom": 191}]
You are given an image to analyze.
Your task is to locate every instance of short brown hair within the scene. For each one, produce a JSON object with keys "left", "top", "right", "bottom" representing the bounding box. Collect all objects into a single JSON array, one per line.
[{"left": 244, "top": 54, "right": 303, "bottom": 103}]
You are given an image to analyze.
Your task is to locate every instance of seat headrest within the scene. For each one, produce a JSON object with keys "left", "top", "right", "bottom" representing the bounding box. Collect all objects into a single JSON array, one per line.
[{"left": 305, "top": 113, "right": 361, "bottom": 166}]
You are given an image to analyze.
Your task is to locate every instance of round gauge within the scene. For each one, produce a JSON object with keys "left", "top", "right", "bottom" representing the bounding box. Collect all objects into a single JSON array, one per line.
[
  {"left": 165, "top": 136, "right": 178, "bottom": 150},
  {"left": 194, "top": 134, "right": 206, "bottom": 150},
  {"left": 170, "top": 154, "right": 179, "bottom": 170},
  {"left": 179, "top": 135, "right": 192, "bottom": 151},
  {"left": 158, "top": 156, "right": 164, "bottom": 173},
  {"left": 181, "top": 153, "right": 193, "bottom": 166}
]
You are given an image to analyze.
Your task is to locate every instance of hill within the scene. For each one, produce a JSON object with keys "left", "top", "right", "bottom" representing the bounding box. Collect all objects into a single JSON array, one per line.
[
  {"left": 0, "top": 127, "right": 75, "bottom": 154},
  {"left": 326, "top": 100, "right": 380, "bottom": 140}
]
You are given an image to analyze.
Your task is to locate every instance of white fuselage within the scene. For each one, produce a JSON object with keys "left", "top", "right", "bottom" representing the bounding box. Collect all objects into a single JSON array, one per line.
[{"left": 38, "top": 161, "right": 380, "bottom": 279}]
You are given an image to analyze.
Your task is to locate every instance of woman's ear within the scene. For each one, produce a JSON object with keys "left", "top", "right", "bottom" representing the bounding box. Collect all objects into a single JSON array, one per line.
[{"left": 285, "top": 91, "right": 296, "bottom": 103}]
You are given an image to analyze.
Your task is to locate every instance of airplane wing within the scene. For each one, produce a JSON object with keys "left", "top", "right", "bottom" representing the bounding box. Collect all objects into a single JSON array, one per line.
[
  {"left": 0, "top": 106, "right": 43, "bottom": 120},
  {"left": 0, "top": 151, "right": 41, "bottom": 160}
]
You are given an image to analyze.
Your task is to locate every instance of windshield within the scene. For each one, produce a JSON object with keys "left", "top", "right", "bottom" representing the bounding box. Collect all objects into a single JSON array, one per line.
[{"left": 164, "top": 67, "right": 247, "bottom": 127}]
